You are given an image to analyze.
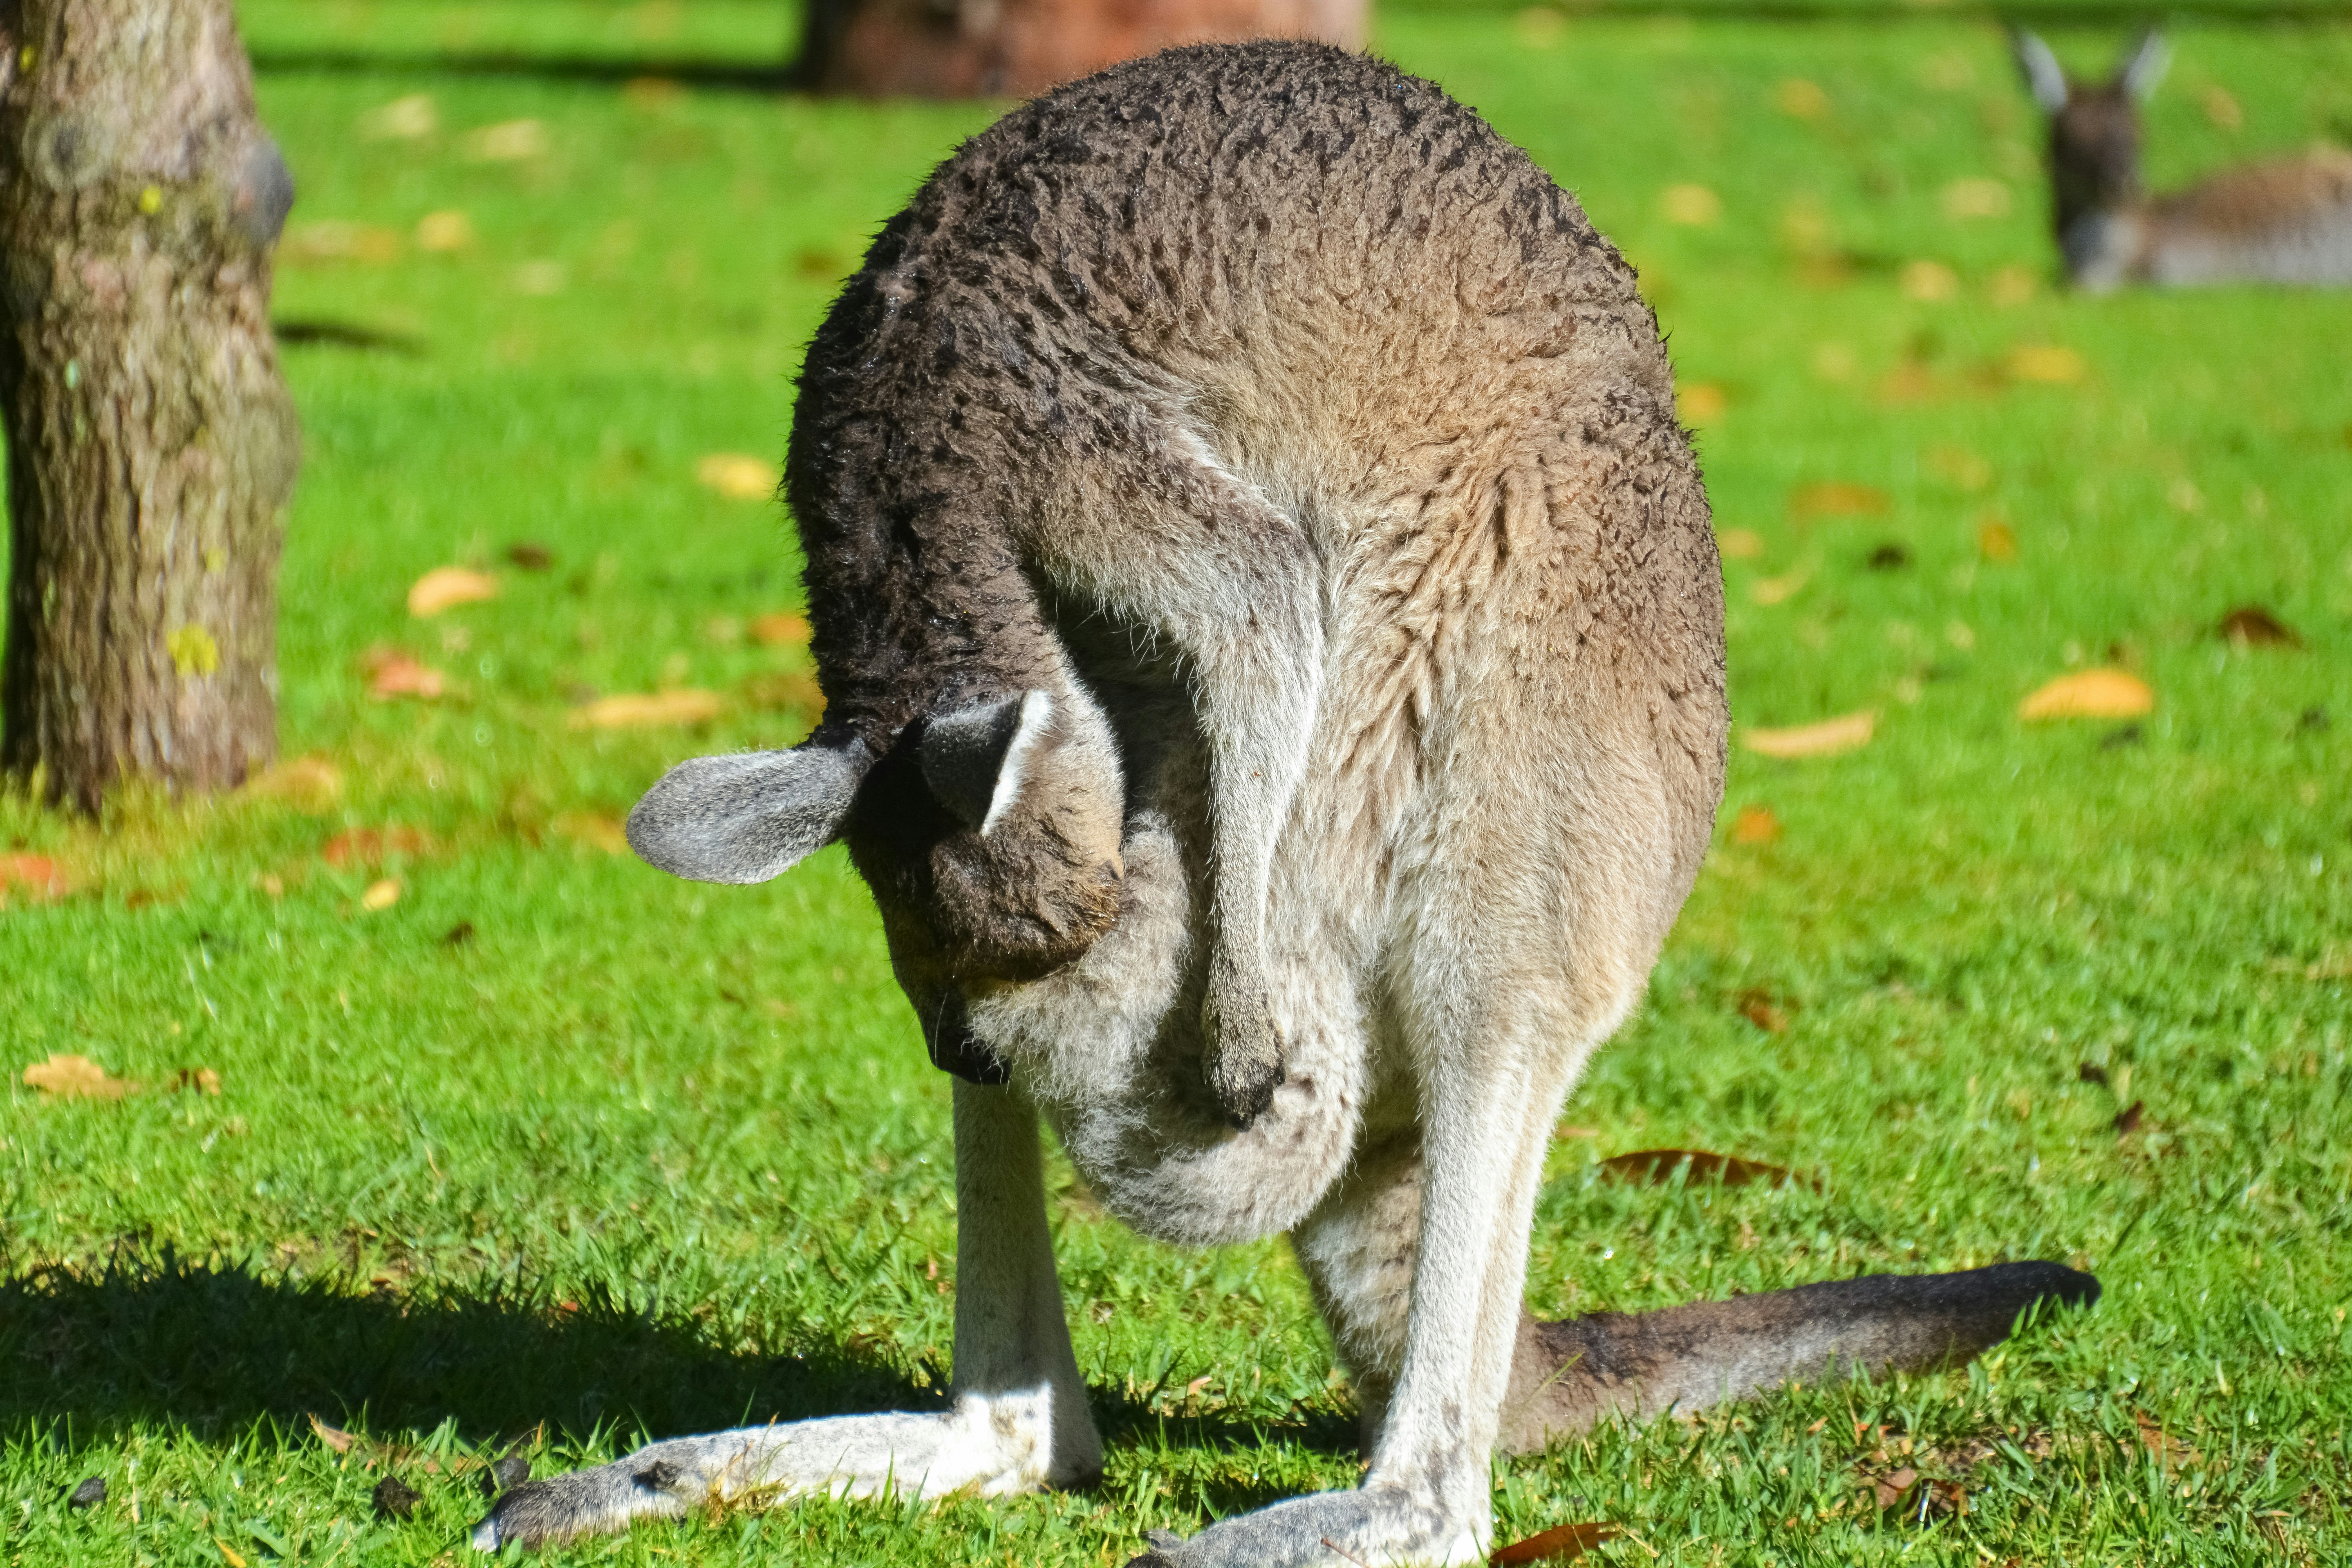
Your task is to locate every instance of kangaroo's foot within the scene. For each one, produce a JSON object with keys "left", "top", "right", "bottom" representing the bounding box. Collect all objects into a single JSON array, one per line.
[
  {"left": 1501, "top": 1260, "right": 2099, "bottom": 1452},
  {"left": 1200, "top": 950, "right": 1283, "bottom": 1126},
  {"left": 471, "top": 1388, "right": 1086, "bottom": 1550},
  {"left": 1127, "top": 1484, "right": 1479, "bottom": 1568}
]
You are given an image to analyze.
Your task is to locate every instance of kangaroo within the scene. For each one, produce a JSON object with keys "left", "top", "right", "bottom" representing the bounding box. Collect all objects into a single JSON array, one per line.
[
  {"left": 474, "top": 42, "right": 2097, "bottom": 1565},
  {"left": 2014, "top": 28, "right": 2352, "bottom": 292}
]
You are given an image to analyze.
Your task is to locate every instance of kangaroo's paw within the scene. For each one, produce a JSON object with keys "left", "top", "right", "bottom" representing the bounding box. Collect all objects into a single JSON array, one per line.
[
  {"left": 471, "top": 1398, "right": 1070, "bottom": 1550},
  {"left": 1125, "top": 1486, "right": 1479, "bottom": 1568},
  {"left": 1200, "top": 953, "right": 1283, "bottom": 1127}
]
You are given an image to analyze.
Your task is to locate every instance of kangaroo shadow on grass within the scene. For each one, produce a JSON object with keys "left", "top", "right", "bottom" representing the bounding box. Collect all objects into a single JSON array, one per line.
[{"left": 0, "top": 1248, "right": 1359, "bottom": 1493}]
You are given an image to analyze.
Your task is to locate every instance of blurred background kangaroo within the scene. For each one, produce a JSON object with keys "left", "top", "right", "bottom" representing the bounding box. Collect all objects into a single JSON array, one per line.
[
  {"left": 477, "top": 40, "right": 2096, "bottom": 1567},
  {"left": 2015, "top": 28, "right": 2352, "bottom": 291}
]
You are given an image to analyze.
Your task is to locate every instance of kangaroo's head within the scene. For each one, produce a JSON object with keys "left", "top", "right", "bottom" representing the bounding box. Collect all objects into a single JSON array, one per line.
[
  {"left": 2014, "top": 29, "right": 2170, "bottom": 242},
  {"left": 625, "top": 681, "right": 1128, "bottom": 1064}
]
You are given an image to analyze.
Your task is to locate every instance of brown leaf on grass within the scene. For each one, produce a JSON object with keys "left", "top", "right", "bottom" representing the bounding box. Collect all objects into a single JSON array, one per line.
[
  {"left": 1871, "top": 1466, "right": 1920, "bottom": 1510},
  {"left": 360, "top": 648, "right": 447, "bottom": 701},
  {"left": 2007, "top": 345, "right": 2086, "bottom": 384},
  {"left": 1599, "top": 1149, "right": 1807, "bottom": 1189},
  {"left": 1788, "top": 481, "right": 1887, "bottom": 521},
  {"left": 1737, "top": 989, "right": 1790, "bottom": 1033},
  {"left": 2135, "top": 1412, "right": 2202, "bottom": 1472},
  {"left": 2218, "top": 605, "right": 2300, "bottom": 648},
  {"left": 1730, "top": 804, "right": 1781, "bottom": 844},
  {"left": 506, "top": 541, "right": 554, "bottom": 571},
  {"left": 309, "top": 1413, "right": 504, "bottom": 1477},
  {"left": 246, "top": 753, "right": 345, "bottom": 807},
  {"left": 23, "top": 1054, "right": 137, "bottom": 1100},
  {"left": 359, "top": 878, "right": 402, "bottom": 912},
  {"left": 0, "top": 853, "right": 73, "bottom": 903},
  {"left": 749, "top": 612, "right": 811, "bottom": 647},
  {"left": 173, "top": 1067, "right": 224, "bottom": 1095},
  {"left": 744, "top": 671, "right": 825, "bottom": 715},
  {"left": 554, "top": 811, "right": 631, "bottom": 855},
  {"left": 407, "top": 566, "right": 498, "bottom": 617},
  {"left": 323, "top": 827, "right": 432, "bottom": 869},
  {"left": 696, "top": 453, "right": 777, "bottom": 500},
  {"left": 569, "top": 690, "right": 725, "bottom": 729},
  {"left": 1491, "top": 1521, "right": 1620, "bottom": 1565},
  {"left": 2018, "top": 669, "right": 2152, "bottom": 721},
  {"left": 1977, "top": 519, "right": 2017, "bottom": 563},
  {"left": 1742, "top": 710, "right": 1874, "bottom": 759},
  {"left": 280, "top": 222, "right": 401, "bottom": 267},
  {"left": 2112, "top": 1099, "right": 2145, "bottom": 1135}
]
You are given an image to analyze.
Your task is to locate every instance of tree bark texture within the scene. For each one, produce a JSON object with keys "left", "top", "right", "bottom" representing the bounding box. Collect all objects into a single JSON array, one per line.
[
  {"left": 795, "top": 0, "right": 1366, "bottom": 99},
  {"left": 0, "top": 0, "right": 298, "bottom": 812}
]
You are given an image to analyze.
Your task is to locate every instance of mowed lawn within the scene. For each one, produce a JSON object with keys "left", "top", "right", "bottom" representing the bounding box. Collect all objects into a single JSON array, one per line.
[{"left": 4, "top": 3, "right": 2350, "bottom": 1564}]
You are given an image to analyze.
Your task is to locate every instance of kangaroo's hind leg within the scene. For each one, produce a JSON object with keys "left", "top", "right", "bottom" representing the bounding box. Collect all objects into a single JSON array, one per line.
[{"left": 473, "top": 1081, "right": 1098, "bottom": 1549}]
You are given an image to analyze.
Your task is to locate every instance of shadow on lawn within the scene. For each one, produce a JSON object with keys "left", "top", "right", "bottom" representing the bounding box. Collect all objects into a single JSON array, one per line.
[{"left": 0, "top": 1249, "right": 1361, "bottom": 1483}]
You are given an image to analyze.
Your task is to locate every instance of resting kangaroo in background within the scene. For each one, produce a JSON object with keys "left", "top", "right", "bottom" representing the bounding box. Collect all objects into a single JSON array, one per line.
[
  {"left": 2014, "top": 28, "right": 2352, "bottom": 291},
  {"left": 475, "top": 41, "right": 2097, "bottom": 1565}
]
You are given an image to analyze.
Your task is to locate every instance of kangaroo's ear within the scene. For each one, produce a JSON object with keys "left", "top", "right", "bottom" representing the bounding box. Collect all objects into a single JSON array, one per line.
[
  {"left": 2012, "top": 29, "right": 2070, "bottom": 114},
  {"left": 2118, "top": 29, "right": 2169, "bottom": 100},
  {"left": 920, "top": 691, "right": 1055, "bottom": 835},
  {"left": 627, "top": 739, "right": 873, "bottom": 884}
]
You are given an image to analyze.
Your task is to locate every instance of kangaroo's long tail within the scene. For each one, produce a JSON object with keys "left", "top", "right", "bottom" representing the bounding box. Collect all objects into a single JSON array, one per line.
[{"left": 1501, "top": 1261, "right": 2098, "bottom": 1451}]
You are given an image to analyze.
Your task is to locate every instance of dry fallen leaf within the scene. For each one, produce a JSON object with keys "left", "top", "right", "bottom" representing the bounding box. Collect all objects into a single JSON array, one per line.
[
  {"left": 569, "top": 690, "right": 725, "bottom": 729},
  {"left": 2018, "top": 669, "right": 2153, "bottom": 721},
  {"left": 1900, "top": 260, "right": 1958, "bottom": 302},
  {"left": 1737, "top": 988, "right": 1790, "bottom": 1033},
  {"left": 173, "top": 1067, "right": 224, "bottom": 1095},
  {"left": 506, "top": 540, "right": 554, "bottom": 571},
  {"left": 280, "top": 222, "right": 401, "bottom": 267},
  {"left": 2007, "top": 345, "right": 2086, "bottom": 384},
  {"left": 23, "top": 1054, "right": 135, "bottom": 1100},
  {"left": 749, "top": 612, "right": 812, "bottom": 647},
  {"left": 1676, "top": 382, "right": 1728, "bottom": 422},
  {"left": 322, "top": 827, "right": 432, "bottom": 869},
  {"left": 1491, "top": 1521, "right": 1620, "bottom": 1565},
  {"left": 1742, "top": 710, "right": 1874, "bottom": 759},
  {"left": 1788, "top": 481, "right": 1887, "bottom": 521},
  {"left": 2197, "top": 83, "right": 2243, "bottom": 130},
  {"left": 360, "top": 648, "right": 447, "bottom": 701},
  {"left": 407, "top": 566, "right": 499, "bottom": 618},
  {"left": 359, "top": 878, "right": 402, "bottom": 912},
  {"left": 2218, "top": 605, "right": 2300, "bottom": 648},
  {"left": 0, "top": 852, "right": 72, "bottom": 903},
  {"left": 1871, "top": 1466, "right": 1920, "bottom": 1510},
  {"left": 1715, "top": 528, "right": 1764, "bottom": 560},
  {"left": 696, "top": 453, "right": 777, "bottom": 501},
  {"left": 2112, "top": 1099, "right": 2145, "bottom": 1136},
  {"left": 1977, "top": 518, "right": 2018, "bottom": 564},
  {"left": 415, "top": 209, "right": 474, "bottom": 252},
  {"left": 555, "top": 811, "right": 632, "bottom": 855},
  {"left": 245, "top": 753, "right": 345, "bottom": 807},
  {"left": 1659, "top": 184, "right": 1721, "bottom": 225},
  {"left": 1599, "top": 1149, "right": 1805, "bottom": 1189},
  {"left": 1730, "top": 804, "right": 1781, "bottom": 844},
  {"left": 1749, "top": 564, "right": 1812, "bottom": 606}
]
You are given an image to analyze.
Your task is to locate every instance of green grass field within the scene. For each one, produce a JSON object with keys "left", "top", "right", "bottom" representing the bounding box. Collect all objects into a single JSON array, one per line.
[{"left": 4, "top": 3, "right": 2350, "bottom": 1563}]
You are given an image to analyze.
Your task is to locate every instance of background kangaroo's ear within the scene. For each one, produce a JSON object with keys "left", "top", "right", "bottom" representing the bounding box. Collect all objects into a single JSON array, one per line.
[
  {"left": 2117, "top": 29, "right": 2169, "bottom": 100},
  {"left": 627, "top": 739, "right": 872, "bottom": 884},
  {"left": 2012, "top": 29, "right": 2070, "bottom": 114},
  {"left": 920, "top": 691, "right": 1055, "bottom": 834}
]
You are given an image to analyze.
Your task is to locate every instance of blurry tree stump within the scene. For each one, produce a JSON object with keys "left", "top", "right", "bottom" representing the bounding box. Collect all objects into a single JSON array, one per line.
[
  {"left": 794, "top": 0, "right": 1366, "bottom": 98},
  {"left": 0, "top": 0, "right": 299, "bottom": 812}
]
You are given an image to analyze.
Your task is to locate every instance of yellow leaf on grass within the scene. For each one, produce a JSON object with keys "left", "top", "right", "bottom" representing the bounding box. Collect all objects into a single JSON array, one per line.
[
  {"left": 1491, "top": 1521, "right": 1621, "bottom": 1564},
  {"left": 407, "top": 567, "right": 498, "bottom": 617},
  {"left": 1977, "top": 518, "right": 2018, "bottom": 563},
  {"left": 1730, "top": 804, "right": 1781, "bottom": 844},
  {"left": 696, "top": 453, "right": 777, "bottom": 501},
  {"left": 2008, "top": 345, "right": 2086, "bottom": 384},
  {"left": 1940, "top": 177, "right": 2010, "bottom": 220},
  {"left": 1773, "top": 78, "right": 1830, "bottom": 121},
  {"left": 1900, "top": 260, "right": 1958, "bottom": 302},
  {"left": 246, "top": 754, "right": 345, "bottom": 809},
  {"left": 570, "top": 690, "right": 725, "bottom": 729},
  {"left": 1659, "top": 184, "right": 1720, "bottom": 225},
  {"left": 416, "top": 210, "right": 474, "bottom": 252},
  {"left": 1749, "top": 564, "right": 1812, "bottom": 606},
  {"left": 749, "top": 612, "right": 811, "bottom": 647},
  {"left": 358, "top": 94, "right": 436, "bottom": 141},
  {"left": 359, "top": 878, "right": 402, "bottom": 912},
  {"left": 363, "top": 649, "right": 447, "bottom": 700},
  {"left": 464, "top": 119, "right": 547, "bottom": 162},
  {"left": 555, "top": 812, "right": 632, "bottom": 855},
  {"left": 216, "top": 1539, "right": 249, "bottom": 1568},
  {"left": 1788, "top": 482, "right": 1887, "bottom": 522},
  {"left": 1715, "top": 528, "right": 1764, "bottom": 560},
  {"left": 2019, "top": 669, "right": 2153, "bottom": 721},
  {"left": 23, "top": 1053, "right": 134, "bottom": 1100},
  {"left": 1743, "top": 710, "right": 1874, "bottom": 758},
  {"left": 1677, "top": 382, "right": 1728, "bottom": 422}
]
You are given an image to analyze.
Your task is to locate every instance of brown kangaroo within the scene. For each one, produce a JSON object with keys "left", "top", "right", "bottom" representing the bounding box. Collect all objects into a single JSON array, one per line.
[
  {"left": 475, "top": 41, "right": 2097, "bottom": 1564},
  {"left": 2015, "top": 28, "right": 2352, "bottom": 291}
]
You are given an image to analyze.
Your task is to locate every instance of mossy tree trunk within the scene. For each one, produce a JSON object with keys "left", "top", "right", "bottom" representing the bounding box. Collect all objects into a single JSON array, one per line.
[
  {"left": 0, "top": 0, "right": 299, "bottom": 813},
  {"left": 793, "top": 0, "right": 1366, "bottom": 99}
]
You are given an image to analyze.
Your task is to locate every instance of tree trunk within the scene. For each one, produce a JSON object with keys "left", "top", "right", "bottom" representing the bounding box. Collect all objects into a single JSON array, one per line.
[
  {"left": 0, "top": 0, "right": 298, "bottom": 813},
  {"left": 794, "top": 0, "right": 1366, "bottom": 99}
]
